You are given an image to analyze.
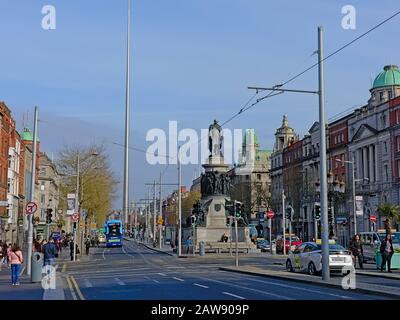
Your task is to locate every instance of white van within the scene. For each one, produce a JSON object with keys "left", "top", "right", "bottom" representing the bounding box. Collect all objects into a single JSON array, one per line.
[{"left": 359, "top": 231, "right": 400, "bottom": 263}]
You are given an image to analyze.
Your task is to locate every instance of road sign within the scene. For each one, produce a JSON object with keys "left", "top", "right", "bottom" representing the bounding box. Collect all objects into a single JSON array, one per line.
[
  {"left": 79, "top": 221, "right": 83, "bottom": 228},
  {"left": 0, "top": 201, "right": 9, "bottom": 207},
  {"left": 90, "top": 223, "right": 97, "bottom": 229},
  {"left": 72, "top": 213, "right": 80, "bottom": 222},
  {"left": 26, "top": 202, "right": 38, "bottom": 214},
  {"left": 336, "top": 217, "right": 347, "bottom": 225},
  {"left": 370, "top": 214, "right": 376, "bottom": 222},
  {"left": 81, "top": 209, "right": 87, "bottom": 219},
  {"left": 266, "top": 211, "right": 275, "bottom": 219}
]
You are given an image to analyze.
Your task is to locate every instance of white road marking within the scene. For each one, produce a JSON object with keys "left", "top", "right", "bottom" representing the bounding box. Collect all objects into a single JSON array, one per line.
[
  {"left": 153, "top": 279, "right": 160, "bottom": 283},
  {"left": 102, "top": 249, "right": 106, "bottom": 260},
  {"left": 114, "top": 278, "right": 126, "bottom": 286},
  {"left": 172, "top": 277, "right": 184, "bottom": 282},
  {"left": 158, "top": 273, "right": 166, "bottom": 276},
  {"left": 197, "top": 276, "right": 292, "bottom": 300},
  {"left": 83, "top": 279, "right": 93, "bottom": 288},
  {"left": 241, "top": 276, "right": 353, "bottom": 300},
  {"left": 122, "top": 246, "right": 135, "bottom": 259},
  {"left": 222, "top": 292, "right": 245, "bottom": 299},
  {"left": 19, "top": 267, "right": 25, "bottom": 276},
  {"left": 165, "top": 266, "right": 185, "bottom": 269},
  {"left": 194, "top": 283, "right": 209, "bottom": 289}
]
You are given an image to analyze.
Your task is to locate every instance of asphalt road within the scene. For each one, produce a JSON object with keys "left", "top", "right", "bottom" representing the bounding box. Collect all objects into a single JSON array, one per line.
[{"left": 61, "top": 240, "right": 388, "bottom": 300}]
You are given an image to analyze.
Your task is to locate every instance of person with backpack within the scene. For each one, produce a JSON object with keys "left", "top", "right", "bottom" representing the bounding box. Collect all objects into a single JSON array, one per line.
[{"left": 8, "top": 244, "right": 23, "bottom": 286}]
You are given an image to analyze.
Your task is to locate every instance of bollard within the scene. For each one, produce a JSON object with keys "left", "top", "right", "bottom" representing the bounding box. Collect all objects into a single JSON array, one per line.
[
  {"left": 31, "top": 252, "right": 43, "bottom": 283},
  {"left": 199, "top": 241, "right": 205, "bottom": 256}
]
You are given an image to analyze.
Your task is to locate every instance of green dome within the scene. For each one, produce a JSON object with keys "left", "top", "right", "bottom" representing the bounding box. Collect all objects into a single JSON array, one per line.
[
  {"left": 20, "top": 128, "right": 40, "bottom": 142},
  {"left": 372, "top": 65, "right": 400, "bottom": 89}
]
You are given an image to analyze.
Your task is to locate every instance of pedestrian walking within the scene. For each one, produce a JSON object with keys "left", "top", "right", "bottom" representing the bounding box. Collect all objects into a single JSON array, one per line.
[
  {"left": 6, "top": 243, "right": 12, "bottom": 266},
  {"left": 1, "top": 242, "right": 7, "bottom": 264},
  {"left": 43, "top": 237, "right": 57, "bottom": 266},
  {"left": 85, "top": 237, "right": 91, "bottom": 255},
  {"left": 70, "top": 240, "right": 80, "bottom": 261},
  {"left": 380, "top": 234, "right": 394, "bottom": 273},
  {"left": 0, "top": 241, "right": 3, "bottom": 271},
  {"left": 185, "top": 236, "right": 193, "bottom": 254},
  {"left": 8, "top": 244, "right": 23, "bottom": 286},
  {"left": 349, "top": 234, "right": 364, "bottom": 269}
]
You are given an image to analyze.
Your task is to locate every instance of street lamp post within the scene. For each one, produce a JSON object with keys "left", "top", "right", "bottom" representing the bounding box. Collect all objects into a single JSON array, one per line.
[
  {"left": 248, "top": 26, "right": 329, "bottom": 280},
  {"left": 27, "top": 106, "right": 39, "bottom": 276},
  {"left": 178, "top": 146, "right": 182, "bottom": 257}
]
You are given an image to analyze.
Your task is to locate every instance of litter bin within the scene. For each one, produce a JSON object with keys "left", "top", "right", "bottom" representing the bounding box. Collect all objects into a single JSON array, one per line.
[
  {"left": 199, "top": 241, "right": 205, "bottom": 256},
  {"left": 31, "top": 252, "right": 43, "bottom": 283}
]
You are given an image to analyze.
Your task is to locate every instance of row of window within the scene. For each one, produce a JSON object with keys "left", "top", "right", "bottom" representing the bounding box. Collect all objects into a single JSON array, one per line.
[{"left": 333, "top": 133, "right": 345, "bottom": 145}]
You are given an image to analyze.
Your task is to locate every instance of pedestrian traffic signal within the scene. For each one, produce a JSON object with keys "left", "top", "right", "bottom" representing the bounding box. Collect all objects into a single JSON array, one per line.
[
  {"left": 46, "top": 208, "right": 53, "bottom": 224},
  {"left": 314, "top": 203, "right": 321, "bottom": 221}
]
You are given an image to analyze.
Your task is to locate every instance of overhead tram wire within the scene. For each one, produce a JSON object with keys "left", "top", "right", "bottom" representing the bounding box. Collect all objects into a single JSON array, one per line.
[
  {"left": 105, "top": 8, "right": 400, "bottom": 181},
  {"left": 227, "top": 8, "right": 400, "bottom": 123}
]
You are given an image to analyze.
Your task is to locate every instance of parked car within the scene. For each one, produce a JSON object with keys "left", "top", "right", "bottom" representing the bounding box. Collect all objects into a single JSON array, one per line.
[
  {"left": 276, "top": 235, "right": 302, "bottom": 254},
  {"left": 256, "top": 239, "right": 271, "bottom": 252},
  {"left": 286, "top": 242, "right": 353, "bottom": 275},
  {"left": 358, "top": 231, "right": 400, "bottom": 263}
]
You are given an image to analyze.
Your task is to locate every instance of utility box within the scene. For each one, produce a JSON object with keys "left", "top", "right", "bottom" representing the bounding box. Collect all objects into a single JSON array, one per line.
[
  {"left": 31, "top": 252, "right": 43, "bottom": 283},
  {"left": 199, "top": 241, "right": 205, "bottom": 256}
]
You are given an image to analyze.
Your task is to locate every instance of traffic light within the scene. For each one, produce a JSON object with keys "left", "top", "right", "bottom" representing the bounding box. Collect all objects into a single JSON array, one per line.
[
  {"left": 225, "top": 200, "right": 235, "bottom": 216},
  {"left": 46, "top": 208, "right": 53, "bottom": 224},
  {"left": 285, "top": 205, "right": 294, "bottom": 220},
  {"left": 314, "top": 203, "right": 321, "bottom": 221},
  {"left": 235, "top": 201, "right": 243, "bottom": 218}
]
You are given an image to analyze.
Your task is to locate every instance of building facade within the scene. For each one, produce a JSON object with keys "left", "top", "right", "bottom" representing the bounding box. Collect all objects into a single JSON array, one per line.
[{"left": 270, "top": 65, "right": 400, "bottom": 243}]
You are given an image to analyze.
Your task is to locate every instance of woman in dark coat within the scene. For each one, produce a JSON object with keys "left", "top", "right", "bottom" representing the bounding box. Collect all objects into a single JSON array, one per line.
[{"left": 380, "top": 234, "right": 394, "bottom": 273}]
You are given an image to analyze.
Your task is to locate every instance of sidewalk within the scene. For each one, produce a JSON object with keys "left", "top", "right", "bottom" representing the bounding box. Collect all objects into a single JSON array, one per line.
[{"left": 219, "top": 265, "right": 400, "bottom": 298}]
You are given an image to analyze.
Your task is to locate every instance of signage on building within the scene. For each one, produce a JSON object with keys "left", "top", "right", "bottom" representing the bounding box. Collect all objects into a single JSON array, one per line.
[
  {"left": 355, "top": 196, "right": 363, "bottom": 216},
  {"left": 0, "top": 201, "right": 9, "bottom": 207}
]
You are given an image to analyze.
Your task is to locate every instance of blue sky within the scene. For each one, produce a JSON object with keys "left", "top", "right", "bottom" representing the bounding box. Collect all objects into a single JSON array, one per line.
[{"left": 1, "top": 0, "right": 399, "bottom": 208}]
